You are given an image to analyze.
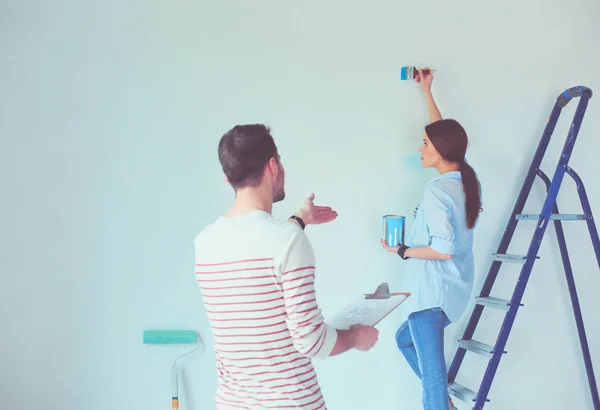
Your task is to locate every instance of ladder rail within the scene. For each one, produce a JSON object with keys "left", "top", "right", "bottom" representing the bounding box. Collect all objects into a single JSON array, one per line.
[
  {"left": 473, "top": 88, "right": 593, "bottom": 409},
  {"left": 538, "top": 168, "right": 600, "bottom": 409},
  {"left": 566, "top": 166, "right": 600, "bottom": 268}
]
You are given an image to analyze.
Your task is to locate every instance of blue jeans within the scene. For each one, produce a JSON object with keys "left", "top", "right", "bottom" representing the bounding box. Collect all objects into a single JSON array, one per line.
[{"left": 396, "top": 307, "right": 451, "bottom": 410}]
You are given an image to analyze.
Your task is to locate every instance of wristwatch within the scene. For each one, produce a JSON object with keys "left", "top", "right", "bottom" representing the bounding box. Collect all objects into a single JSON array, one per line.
[
  {"left": 289, "top": 215, "right": 305, "bottom": 230},
  {"left": 397, "top": 244, "right": 410, "bottom": 260}
]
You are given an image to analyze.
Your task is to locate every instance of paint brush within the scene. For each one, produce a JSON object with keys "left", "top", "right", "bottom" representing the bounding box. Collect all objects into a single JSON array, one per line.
[{"left": 400, "top": 66, "right": 437, "bottom": 81}]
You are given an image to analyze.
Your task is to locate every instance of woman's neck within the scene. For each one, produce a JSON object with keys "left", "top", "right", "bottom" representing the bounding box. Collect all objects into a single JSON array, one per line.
[{"left": 436, "top": 161, "right": 461, "bottom": 175}]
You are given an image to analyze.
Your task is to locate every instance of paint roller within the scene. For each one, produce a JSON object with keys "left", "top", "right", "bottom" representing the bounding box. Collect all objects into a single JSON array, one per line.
[
  {"left": 143, "top": 330, "right": 200, "bottom": 410},
  {"left": 400, "top": 66, "right": 437, "bottom": 81}
]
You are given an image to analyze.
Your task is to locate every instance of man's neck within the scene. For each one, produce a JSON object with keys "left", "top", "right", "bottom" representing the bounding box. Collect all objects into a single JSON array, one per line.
[{"left": 225, "top": 187, "right": 273, "bottom": 217}]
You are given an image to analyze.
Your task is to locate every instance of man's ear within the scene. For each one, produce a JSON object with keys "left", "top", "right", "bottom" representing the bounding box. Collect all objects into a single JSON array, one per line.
[{"left": 267, "top": 157, "right": 279, "bottom": 176}]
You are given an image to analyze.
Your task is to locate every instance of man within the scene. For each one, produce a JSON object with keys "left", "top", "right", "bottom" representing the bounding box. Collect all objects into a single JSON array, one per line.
[{"left": 194, "top": 124, "right": 379, "bottom": 409}]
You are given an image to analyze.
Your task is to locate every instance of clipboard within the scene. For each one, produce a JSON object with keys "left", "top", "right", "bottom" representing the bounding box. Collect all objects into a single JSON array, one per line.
[{"left": 326, "top": 282, "right": 410, "bottom": 330}]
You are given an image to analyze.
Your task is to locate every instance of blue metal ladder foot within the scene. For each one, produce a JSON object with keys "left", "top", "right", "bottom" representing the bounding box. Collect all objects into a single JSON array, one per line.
[{"left": 447, "top": 86, "right": 600, "bottom": 409}]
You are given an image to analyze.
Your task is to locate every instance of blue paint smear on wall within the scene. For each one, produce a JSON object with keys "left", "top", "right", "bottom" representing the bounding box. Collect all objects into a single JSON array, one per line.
[{"left": 402, "top": 152, "right": 423, "bottom": 172}]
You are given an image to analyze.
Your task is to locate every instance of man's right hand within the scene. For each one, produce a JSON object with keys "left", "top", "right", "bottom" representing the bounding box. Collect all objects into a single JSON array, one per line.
[{"left": 350, "top": 324, "right": 379, "bottom": 351}]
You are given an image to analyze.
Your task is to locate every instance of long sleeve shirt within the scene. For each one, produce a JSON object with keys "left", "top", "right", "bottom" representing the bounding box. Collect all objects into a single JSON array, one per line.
[
  {"left": 402, "top": 171, "right": 478, "bottom": 323},
  {"left": 194, "top": 210, "right": 336, "bottom": 409}
]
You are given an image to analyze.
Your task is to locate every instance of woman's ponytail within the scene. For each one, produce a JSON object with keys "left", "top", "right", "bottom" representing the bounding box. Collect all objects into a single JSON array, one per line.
[{"left": 460, "top": 160, "right": 482, "bottom": 229}]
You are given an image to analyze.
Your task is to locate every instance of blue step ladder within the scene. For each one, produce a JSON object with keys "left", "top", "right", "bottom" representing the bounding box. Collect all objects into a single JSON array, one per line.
[{"left": 447, "top": 86, "right": 600, "bottom": 409}]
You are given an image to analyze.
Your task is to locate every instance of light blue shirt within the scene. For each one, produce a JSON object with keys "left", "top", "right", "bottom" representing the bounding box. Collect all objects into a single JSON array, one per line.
[{"left": 402, "top": 171, "right": 477, "bottom": 323}]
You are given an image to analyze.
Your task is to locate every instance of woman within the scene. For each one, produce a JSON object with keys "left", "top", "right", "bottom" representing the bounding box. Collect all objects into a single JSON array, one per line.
[{"left": 381, "top": 69, "right": 482, "bottom": 410}]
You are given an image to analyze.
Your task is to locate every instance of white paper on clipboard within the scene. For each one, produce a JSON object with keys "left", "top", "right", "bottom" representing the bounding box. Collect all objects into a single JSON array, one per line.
[{"left": 326, "top": 292, "right": 410, "bottom": 330}]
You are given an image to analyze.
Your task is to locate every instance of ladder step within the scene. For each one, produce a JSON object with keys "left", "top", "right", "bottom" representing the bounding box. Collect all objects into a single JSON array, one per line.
[
  {"left": 476, "top": 296, "right": 510, "bottom": 311},
  {"left": 448, "top": 382, "right": 477, "bottom": 403},
  {"left": 492, "top": 253, "right": 539, "bottom": 264},
  {"left": 458, "top": 339, "right": 495, "bottom": 358},
  {"left": 516, "top": 213, "right": 588, "bottom": 220}
]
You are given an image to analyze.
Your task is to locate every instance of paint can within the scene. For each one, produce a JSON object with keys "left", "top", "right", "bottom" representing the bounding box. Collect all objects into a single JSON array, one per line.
[{"left": 382, "top": 214, "right": 405, "bottom": 247}]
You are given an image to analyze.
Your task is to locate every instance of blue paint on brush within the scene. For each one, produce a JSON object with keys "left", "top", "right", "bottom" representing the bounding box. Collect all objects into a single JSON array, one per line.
[{"left": 400, "top": 66, "right": 410, "bottom": 80}]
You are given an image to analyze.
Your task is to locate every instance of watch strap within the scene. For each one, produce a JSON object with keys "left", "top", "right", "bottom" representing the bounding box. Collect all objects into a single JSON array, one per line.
[{"left": 289, "top": 215, "right": 306, "bottom": 230}]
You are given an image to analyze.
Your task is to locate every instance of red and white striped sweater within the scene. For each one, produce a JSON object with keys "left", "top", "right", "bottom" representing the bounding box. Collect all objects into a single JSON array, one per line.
[{"left": 194, "top": 210, "right": 337, "bottom": 409}]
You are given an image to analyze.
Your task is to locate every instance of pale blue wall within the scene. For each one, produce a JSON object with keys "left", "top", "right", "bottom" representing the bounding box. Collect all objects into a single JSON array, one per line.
[{"left": 1, "top": 1, "right": 599, "bottom": 409}]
